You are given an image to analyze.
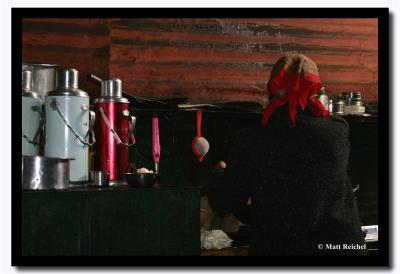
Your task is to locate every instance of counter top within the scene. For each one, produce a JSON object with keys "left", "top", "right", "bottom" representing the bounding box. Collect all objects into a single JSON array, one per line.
[{"left": 22, "top": 184, "right": 200, "bottom": 256}]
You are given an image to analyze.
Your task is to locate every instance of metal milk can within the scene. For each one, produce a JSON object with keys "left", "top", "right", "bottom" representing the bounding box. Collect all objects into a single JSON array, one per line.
[
  {"left": 22, "top": 70, "right": 42, "bottom": 156},
  {"left": 22, "top": 62, "right": 58, "bottom": 98},
  {"left": 44, "top": 68, "right": 95, "bottom": 184},
  {"left": 94, "top": 79, "right": 136, "bottom": 184}
]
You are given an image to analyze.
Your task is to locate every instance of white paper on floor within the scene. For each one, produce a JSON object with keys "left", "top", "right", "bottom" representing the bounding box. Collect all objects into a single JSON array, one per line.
[
  {"left": 201, "top": 229, "right": 233, "bottom": 250},
  {"left": 361, "top": 225, "right": 378, "bottom": 242}
]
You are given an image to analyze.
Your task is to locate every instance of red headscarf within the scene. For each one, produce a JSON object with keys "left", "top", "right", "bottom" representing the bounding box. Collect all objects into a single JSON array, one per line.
[{"left": 261, "top": 54, "right": 330, "bottom": 127}]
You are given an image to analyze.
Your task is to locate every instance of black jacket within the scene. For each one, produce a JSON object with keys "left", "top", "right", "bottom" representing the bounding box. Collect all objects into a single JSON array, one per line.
[{"left": 207, "top": 107, "right": 367, "bottom": 256}]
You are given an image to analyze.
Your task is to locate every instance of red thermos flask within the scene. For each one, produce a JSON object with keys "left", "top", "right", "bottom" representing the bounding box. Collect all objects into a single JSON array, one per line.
[{"left": 94, "top": 79, "right": 136, "bottom": 184}]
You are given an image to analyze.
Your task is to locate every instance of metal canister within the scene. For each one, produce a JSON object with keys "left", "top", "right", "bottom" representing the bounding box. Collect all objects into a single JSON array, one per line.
[
  {"left": 22, "top": 71, "right": 42, "bottom": 156},
  {"left": 332, "top": 98, "right": 345, "bottom": 115},
  {"left": 44, "top": 69, "right": 95, "bottom": 184},
  {"left": 22, "top": 156, "right": 71, "bottom": 190},
  {"left": 89, "top": 171, "right": 110, "bottom": 188},
  {"left": 352, "top": 92, "right": 363, "bottom": 106},
  {"left": 94, "top": 79, "right": 136, "bottom": 184},
  {"left": 22, "top": 62, "right": 58, "bottom": 98},
  {"left": 341, "top": 92, "right": 353, "bottom": 106}
]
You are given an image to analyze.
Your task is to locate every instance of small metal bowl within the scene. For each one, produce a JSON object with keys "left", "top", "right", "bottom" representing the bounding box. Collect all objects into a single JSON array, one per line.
[
  {"left": 125, "top": 173, "right": 157, "bottom": 188},
  {"left": 89, "top": 171, "right": 110, "bottom": 188}
]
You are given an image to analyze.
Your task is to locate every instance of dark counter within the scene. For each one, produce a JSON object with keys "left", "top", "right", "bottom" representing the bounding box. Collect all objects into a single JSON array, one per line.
[{"left": 22, "top": 185, "right": 200, "bottom": 256}]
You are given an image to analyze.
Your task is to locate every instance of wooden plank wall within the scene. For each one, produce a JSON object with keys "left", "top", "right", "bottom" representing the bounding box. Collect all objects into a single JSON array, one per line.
[
  {"left": 22, "top": 18, "right": 378, "bottom": 104},
  {"left": 22, "top": 18, "right": 110, "bottom": 98}
]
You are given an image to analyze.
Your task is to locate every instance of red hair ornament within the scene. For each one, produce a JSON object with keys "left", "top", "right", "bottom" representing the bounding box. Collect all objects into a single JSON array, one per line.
[{"left": 261, "top": 68, "right": 330, "bottom": 127}]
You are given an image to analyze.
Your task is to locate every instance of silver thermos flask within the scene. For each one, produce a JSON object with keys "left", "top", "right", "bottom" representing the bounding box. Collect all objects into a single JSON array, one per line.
[{"left": 44, "top": 68, "right": 95, "bottom": 184}]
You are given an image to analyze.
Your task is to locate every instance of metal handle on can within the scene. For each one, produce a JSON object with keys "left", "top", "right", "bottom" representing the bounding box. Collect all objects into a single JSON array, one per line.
[
  {"left": 98, "top": 107, "right": 136, "bottom": 147},
  {"left": 50, "top": 98, "right": 95, "bottom": 147},
  {"left": 127, "top": 115, "right": 136, "bottom": 145},
  {"left": 22, "top": 105, "right": 44, "bottom": 147},
  {"left": 85, "top": 110, "right": 96, "bottom": 144}
]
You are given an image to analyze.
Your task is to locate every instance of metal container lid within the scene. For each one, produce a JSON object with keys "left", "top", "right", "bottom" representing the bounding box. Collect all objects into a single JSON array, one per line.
[
  {"left": 47, "top": 68, "right": 88, "bottom": 97},
  {"left": 94, "top": 78, "right": 129, "bottom": 103},
  {"left": 22, "top": 71, "right": 40, "bottom": 98},
  {"left": 22, "top": 62, "right": 59, "bottom": 69},
  {"left": 102, "top": 79, "right": 122, "bottom": 97}
]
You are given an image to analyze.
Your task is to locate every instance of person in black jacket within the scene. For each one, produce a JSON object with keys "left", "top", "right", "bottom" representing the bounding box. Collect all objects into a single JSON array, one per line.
[{"left": 207, "top": 54, "right": 367, "bottom": 256}]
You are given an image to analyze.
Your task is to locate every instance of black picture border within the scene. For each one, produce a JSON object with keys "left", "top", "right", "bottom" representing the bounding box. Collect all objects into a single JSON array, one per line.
[{"left": 12, "top": 7, "right": 390, "bottom": 268}]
